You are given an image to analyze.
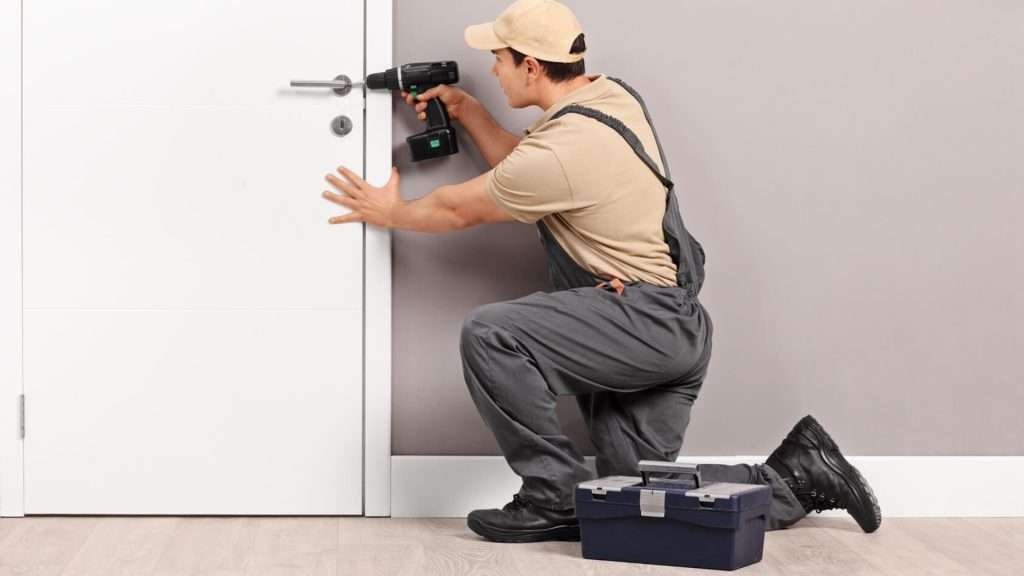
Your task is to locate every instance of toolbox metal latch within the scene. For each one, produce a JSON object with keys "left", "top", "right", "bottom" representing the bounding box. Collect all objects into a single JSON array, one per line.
[
  {"left": 640, "top": 489, "right": 666, "bottom": 518},
  {"left": 578, "top": 475, "right": 642, "bottom": 496}
]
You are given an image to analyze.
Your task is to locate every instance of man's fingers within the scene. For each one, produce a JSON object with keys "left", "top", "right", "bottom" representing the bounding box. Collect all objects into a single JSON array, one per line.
[
  {"left": 329, "top": 212, "right": 364, "bottom": 224},
  {"left": 325, "top": 173, "right": 361, "bottom": 198},
  {"left": 336, "top": 166, "right": 368, "bottom": 188},
  {"left": 324, "top": 190, "right": 362, "bottom": 224},
  {"left": 417, "top": 86, "right": 441, "bottom": 100},
  {"left": 324, "top": 165, "right": 374, "bottom": 225},
  {"left": 322, "top": 190, "right": 356, "bottom": 208}
]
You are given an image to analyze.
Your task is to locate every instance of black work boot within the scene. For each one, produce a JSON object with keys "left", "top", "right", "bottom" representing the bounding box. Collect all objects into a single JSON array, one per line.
[
  {"left": 467, "top": 494, "right": 580, "bottom": 543},
  {"left": 765, "top": 415, "right": 882, "bottom": 533}
]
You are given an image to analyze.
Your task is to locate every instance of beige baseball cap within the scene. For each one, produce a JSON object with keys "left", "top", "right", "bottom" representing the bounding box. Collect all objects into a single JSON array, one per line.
[{"left": 464, "top": 0, "right": 585, "bottom": 64}]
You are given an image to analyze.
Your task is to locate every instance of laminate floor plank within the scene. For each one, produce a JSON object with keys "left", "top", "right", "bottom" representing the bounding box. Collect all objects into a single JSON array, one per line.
[
  {"left": 896, "top": 518, "right": 1017, "bottom": 576},
  {"left": 58, "top": 517, "right": 180, "bottom": 576},
  {"left": 0, "top": 517, "right": 99, "bottom": 576},
  {"left": 148, "top": 517, "right": 261, "bottom": 576},
  {"left": 243, "top": 517, "right": 337, "bottom": 576},
  {"left": 0, "top": 517, "right": 21, "bottom": 549},
  {"left": 966, "top": 518, "right": 1024, "bottom": 573},
  {"left": 802, "top": 517, "right": 974, "bottom": 576},
  {"left": 757, "top": 518, "right": 878, "bottom": 576}
]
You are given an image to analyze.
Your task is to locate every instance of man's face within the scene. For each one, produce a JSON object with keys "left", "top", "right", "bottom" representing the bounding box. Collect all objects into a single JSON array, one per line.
[{"left": 490, "top": 48, "right": 531, "bottom": 108}]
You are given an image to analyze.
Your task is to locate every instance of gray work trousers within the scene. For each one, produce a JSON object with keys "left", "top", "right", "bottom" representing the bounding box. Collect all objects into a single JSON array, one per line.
[{"left": 460, "top": 282, "right": 807, "bottom": 530}]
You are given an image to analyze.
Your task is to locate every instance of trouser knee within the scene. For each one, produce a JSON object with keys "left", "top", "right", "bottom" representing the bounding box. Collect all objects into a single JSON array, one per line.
[{"left": 459, "top": 303, "right": 513, "bottom": 389}]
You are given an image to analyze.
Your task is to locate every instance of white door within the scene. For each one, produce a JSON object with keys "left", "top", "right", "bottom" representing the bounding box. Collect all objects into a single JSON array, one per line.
[{"left": 21, "top": 0, "right": 366, "bottom": 514}]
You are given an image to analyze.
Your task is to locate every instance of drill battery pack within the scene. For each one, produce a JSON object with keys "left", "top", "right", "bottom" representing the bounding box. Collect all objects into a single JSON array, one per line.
[
  {"left": 575, "top": 461, "right": 771, "bottom": 571},
  {"left": 408, "top": 126, "right": 458, "bottom": 162}
]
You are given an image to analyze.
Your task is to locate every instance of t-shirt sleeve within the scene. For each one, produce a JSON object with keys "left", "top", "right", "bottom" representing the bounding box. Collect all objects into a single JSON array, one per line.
[{"left": 485, "top": 137, "right": 574, "bottom": 224}]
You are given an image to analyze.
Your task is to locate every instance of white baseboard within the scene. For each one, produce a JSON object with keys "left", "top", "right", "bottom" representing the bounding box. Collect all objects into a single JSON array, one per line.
[{"left": 391, "top": 455, "right": 1024, "bottom": 519}]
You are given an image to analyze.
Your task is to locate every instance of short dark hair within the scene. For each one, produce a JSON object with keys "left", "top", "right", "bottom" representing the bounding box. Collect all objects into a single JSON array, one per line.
[{"left": 508, "top": 33, "right": 586, "bottom": 83}]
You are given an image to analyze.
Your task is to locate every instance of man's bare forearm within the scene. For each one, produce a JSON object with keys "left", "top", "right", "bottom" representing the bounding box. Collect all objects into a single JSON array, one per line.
[
  {"left": 458, "top": 97, "right": 522, "bottom": 168},
  {"left": 389, "top": 185, "right": 467, "bottom": 233}
]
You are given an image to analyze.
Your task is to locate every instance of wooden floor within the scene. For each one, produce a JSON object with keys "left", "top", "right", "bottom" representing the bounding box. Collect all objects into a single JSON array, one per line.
[{"left": 0, "top": 516, "right": 1020, "bottom": 575}]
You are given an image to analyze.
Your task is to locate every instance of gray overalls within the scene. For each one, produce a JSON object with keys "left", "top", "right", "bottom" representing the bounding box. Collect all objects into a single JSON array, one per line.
[{"left": 460, "top": 78, "right": 807, "bottom": 530}]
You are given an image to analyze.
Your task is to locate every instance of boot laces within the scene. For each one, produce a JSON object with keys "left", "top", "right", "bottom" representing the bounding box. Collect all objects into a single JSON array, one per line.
[
  {"left": 772, "top": 436, "right": 845, "bottom": 514},
  {"left": 506, "top": 493, "right": 530, "bottom": 511},
  {"left": 790, "top": 479, "right": 842, "bottom": 513}
]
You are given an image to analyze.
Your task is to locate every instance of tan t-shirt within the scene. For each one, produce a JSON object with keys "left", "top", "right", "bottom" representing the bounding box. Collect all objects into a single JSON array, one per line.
[{"left": 485, "top": 73, "right": 678, "bottom": 287}]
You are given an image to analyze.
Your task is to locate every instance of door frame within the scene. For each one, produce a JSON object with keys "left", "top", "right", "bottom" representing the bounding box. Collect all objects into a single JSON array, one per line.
[
  {"left": 0, "top": 0, "right": 393, "bottom": 518},
  {"left": 363, "top": 0, "right": 393, "bottom": 518}
]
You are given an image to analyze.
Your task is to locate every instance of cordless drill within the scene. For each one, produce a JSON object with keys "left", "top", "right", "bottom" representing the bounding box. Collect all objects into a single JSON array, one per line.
[{"left": 366, "top": 61, "right": 460, "bottom": 162}]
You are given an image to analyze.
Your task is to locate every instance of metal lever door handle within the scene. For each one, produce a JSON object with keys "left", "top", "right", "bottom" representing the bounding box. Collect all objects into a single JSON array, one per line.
[{"left": 289, "top": 74, "right": 360, "bottom": 96}]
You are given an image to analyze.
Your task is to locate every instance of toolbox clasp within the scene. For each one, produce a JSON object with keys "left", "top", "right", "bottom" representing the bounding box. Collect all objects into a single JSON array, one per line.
[{"left": 639, "top": 489, "right": 666, "bottom": 518}]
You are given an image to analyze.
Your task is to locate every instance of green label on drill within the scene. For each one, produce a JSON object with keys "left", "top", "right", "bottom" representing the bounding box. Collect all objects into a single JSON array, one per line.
[{"left": 430, "top": 139, "right": 440, "bottom": 148}]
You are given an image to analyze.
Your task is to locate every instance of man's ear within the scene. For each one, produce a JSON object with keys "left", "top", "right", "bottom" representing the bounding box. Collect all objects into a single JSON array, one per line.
[{"left": 524, "top": 56, "right": 542, "bottom": 84}]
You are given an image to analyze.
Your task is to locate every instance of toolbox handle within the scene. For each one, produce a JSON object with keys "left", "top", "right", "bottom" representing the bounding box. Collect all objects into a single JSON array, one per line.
[{"left": 638, "top": 460, "right": 701, "bottom": 488}]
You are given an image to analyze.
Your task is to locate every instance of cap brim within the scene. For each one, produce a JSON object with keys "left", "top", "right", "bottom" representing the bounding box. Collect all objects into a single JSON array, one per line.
[{"left": 464, "top": 22, "right": 507, "bottom": 51}]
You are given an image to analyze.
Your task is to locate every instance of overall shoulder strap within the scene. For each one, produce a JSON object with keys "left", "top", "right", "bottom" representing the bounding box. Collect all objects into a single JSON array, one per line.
[
  {"left": 605, "top": 76, "right": 674, "bottom": 182},
  {"left": 550, "top": 104, "right": 674, "bottom": 191}
]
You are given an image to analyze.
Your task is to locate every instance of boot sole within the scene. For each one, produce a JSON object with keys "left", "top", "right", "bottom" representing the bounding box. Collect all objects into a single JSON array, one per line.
[
  {"left": 799, "top": 416, "right": 882, "bottom": 533},
  {"left": 467, "top": 516, "right": 581, "bottom": 543}
]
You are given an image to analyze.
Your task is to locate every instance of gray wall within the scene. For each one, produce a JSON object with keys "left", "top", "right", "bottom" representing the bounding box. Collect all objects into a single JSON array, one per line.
[{"left": 391, "top": 1, "right": 1023, "bottom": 457}]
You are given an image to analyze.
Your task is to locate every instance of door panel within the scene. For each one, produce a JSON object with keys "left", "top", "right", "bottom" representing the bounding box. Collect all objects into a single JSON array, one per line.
[
  {"left": 23, "top": 309, "right": 363, "bottom": 514},
  {"left": 23, "top": 107, "right": 361, "bottom": 309},
  {"left": 23, "top": 1, "right": 358, "bottom": 107},
  {"left": 22, "top": 0, "right": 366, "bottom": 513}
]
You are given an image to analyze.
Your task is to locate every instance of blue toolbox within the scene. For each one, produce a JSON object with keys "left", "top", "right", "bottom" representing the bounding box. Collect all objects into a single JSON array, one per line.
[{"left": 575, "top": 460, "right": 772, "bottom": 571}]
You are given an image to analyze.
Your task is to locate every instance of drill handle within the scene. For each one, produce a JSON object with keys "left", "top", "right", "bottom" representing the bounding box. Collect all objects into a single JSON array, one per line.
[{"left": 422, "top": 87, "right": 451, "bottom": 131}]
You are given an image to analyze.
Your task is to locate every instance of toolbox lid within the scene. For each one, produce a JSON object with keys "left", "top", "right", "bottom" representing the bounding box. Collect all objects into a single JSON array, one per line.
[
  {"left": 577, "top": 476, "right": 643, "bottom": 494},
  {"left": 684, "top": 482, "right": 767, "bottom": 503},
  {"left": 575, "top": 477, "right": 771, "bottom": 529}
]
